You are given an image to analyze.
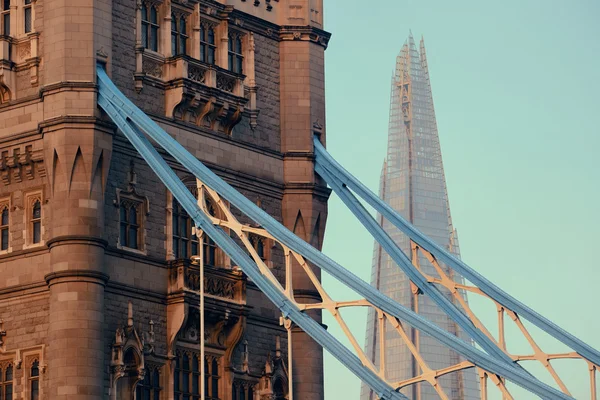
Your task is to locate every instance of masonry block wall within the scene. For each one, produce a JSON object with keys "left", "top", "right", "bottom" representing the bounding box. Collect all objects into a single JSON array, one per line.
[{"left": 0, "top": 0, "right": 330, "bottom": 399}]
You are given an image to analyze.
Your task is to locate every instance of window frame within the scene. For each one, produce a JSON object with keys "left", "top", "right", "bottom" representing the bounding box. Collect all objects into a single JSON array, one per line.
[
  {"left": 1, "top": 0, "right": 9, "bottom": 36},
  {"left": 135, "top": 364, "right": 161, "bottom": 400},
  {"left": 173, "top": 350, "right": 221, "bottom": 400},
  {"left": 23, "top": 0, "right": 31, "bottom": 34},
  {"left": 23, "top": 191, "right": 44, "bottom": 249},
  {"left": 115, "top": 186, "right": 149, "bottom": 254},
  {"left": 171, "top": 12, "right": 188, "bottom": 57},
  {"left": 141, "top": 3, "right": 159, "bottom": 52},
  {"left": 172, "top": 198, "right": 199, "bottom": 260},
  {"left": 0, "top": 199, "right": 9, "bottom": 253},
  {"left": 29, "top": 359, "right": 39, "bottom": 400},
  {"left": 227, "top": 32, "right": 244, "bottom": 74},
  {"left": 0, "top": 362, "right": 13, "bottom": 400},
  {"left": 199, "top": 22, "right": 216, "bottom": 65}
]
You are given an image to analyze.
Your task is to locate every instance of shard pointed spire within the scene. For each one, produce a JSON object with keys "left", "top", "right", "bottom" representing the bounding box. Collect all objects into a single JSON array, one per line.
[{"left": 361, "top": 32, "right": 480, "bottom": 399}]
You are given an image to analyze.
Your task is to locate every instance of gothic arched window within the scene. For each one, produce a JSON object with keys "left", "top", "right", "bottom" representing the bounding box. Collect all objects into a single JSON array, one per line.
[
  {"left": 1, "top": 206, "right": 9, "bottom": 251},
  {"left": 228, "top": 33, "right": 243, "bottom": 74},
  {"left": 24, "top": 0, "right": 31, "bottom": 33},
  {"left": 31, "top": 199, "right": 41, "bottom": 244},
  {"left": 171, "top": 14, "right": 188, "bottom": 56},
  {"left": 120, "top": 202, "right": 140, "bottom": 249},
  {"left": 1, "top": 0, "right": 9, "bottom": 36},
  {"left": 141, "top": 4, "right": 159, "bottom": 51},
  {"left": 30, "top": 360, "right": 39, "bottom": 400},
  {"left": 172, "top": 199, "right": 199, "bottom": 259},
  {"left": 0, "top": 363, "right": 13, "bottom": 400},
  {"left": 200, "top": 24, "right": 216, "bottom": 64}
]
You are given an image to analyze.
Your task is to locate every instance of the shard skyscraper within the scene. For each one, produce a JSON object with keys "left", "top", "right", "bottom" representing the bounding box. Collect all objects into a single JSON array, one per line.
[{"left": 360, "top": 33, "right": 480, "bottom": 399}]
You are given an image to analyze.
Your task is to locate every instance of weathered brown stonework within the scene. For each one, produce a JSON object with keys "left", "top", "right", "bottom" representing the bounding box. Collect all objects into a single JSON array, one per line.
[{"left": 0, "top": 0, "right": 330, "bottom": 398}]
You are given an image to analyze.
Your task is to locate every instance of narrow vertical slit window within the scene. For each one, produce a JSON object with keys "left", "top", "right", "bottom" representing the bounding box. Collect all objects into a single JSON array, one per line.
[
  {"left": 30, "top": 361, "right": 39, "bottom": 400},
  {"left": 211, "top": 358, "right": 219, "bottom": 399},
  {"left": 171, "top": 13, "right": 177, "bottom": 56},
  {"left": 1, "top": 0, "right": 10, "bottom": 36},
  {"left": 24, "top": 0, "right": 32, "bottom": 33},
  {"left": 141, "top": 4, "right": 148, "bottom": 48},
  {"left": 178, "top": 16, "right": 187, "bottom": 55},
  {"left": 0, "top": 206, "right": 8, "bottom": 251},
  {"left": 32, "top": 200, "right": 41, "bottom": 244},
  {"left": 150, "top": 6, "right": 158, "bottom": 51}
]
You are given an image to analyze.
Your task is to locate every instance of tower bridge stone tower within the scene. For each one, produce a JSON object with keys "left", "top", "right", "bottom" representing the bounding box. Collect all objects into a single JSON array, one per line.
[{"left": 0, "top": 1, "right": 330, "bottom": 399}]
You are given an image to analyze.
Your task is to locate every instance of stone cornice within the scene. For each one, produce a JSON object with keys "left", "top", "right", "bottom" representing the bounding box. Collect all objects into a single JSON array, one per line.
[
  {"left": 279, "top": 25, "right": 331, "bottom": 49},
  {"left": 283, "top": 182, "right": 331, "bottom": 200},
  {"left": 39, "top": 81, "right": 97, "bottom": 98},
  {"left": 46, "top": 235, "right": 108, "bottom": 250},
  {"left": 39, "top": 115, "right": 116, "bottom": 135},
  {"left": 44, "top": 270, "right": 110, "bottom": 287},
  {"left": 228, "top": 8, "right": 280, "bottom": 41}
]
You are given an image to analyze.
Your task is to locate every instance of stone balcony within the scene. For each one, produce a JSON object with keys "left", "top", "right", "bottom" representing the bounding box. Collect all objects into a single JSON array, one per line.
[
  {"left": 168, "top": 258, "right": 246, "bottom": 305},
  {"left": 141, "top": 54, "right": 249, "bottom": 135}
]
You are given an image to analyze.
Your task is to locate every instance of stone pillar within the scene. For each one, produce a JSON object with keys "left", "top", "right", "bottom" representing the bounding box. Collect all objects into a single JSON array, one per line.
[
  {"left": 279, "top": 3, "right": 330, "bottom": 397},
  {"left": 41, "top": 0, "right": 113, "bottom": 398}
]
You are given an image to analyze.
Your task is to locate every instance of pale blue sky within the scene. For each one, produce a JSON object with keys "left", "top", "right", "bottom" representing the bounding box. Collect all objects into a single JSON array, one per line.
[{"left": 320, "top": 0, "right": 600, "bottom": 398}]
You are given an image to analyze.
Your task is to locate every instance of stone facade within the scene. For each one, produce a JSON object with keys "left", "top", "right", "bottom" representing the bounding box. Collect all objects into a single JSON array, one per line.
[{"left": 0, "top": 0, "right": 330, "bottom": 399}]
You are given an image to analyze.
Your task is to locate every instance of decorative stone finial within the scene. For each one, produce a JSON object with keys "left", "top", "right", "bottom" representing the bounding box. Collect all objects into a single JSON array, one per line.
[{"left": 275, "top": 335, "right": 281, "bottom": 359}]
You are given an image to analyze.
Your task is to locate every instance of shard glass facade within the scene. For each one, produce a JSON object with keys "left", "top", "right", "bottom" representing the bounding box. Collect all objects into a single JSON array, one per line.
[{"left": 360, "top": 34, "right": 480, "bottom": 399}]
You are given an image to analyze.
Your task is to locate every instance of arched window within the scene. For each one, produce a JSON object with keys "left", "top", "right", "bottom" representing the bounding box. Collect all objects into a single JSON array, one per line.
[
  {"left": 171, "top": 14, "right": 187, "bottom": 56},
  {"left": 120, "top": 202, "right": 140, "bottom": 249},
  {"left": 135, "top": 366, "right": 161, "bottom": 400},
  {"left": 1, "top": 0, "right": 9, "bottom": 36},
  {"left": 141, "top": 4, "right": 159, "bottom": 51},
  {"left": 200, "top": 24, "right": 216, "bottom": 64},
  {"left": 228, "top": 33, "right": 243, "bottom": 74},
  {"left": 1, "top": 206, "right": 9, "bottom": 251},
  {"left": 238, "top": 384, "right": 245, "bottom": 400},
  {"left": 273, "top": 377, "right": 286, "bottom": 400},
  {"left": 172, "top": 198, "right": 199, "bottom": 260},
  {"left": 30, "top": 360, "right": 39, "bottom": 400},
  {"left": 248, "top": 385, "right": 253, "bottom": 400},
  {"left": 0, "top": 364, "right": 13, "bottom": 400},
  {"left": 31, "top": 199, "right": 41, "bottom": 244}
]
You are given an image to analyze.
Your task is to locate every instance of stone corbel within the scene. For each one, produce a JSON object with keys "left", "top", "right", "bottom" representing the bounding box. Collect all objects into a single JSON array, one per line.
[
  {"left": 218, "top": 104, "right": 243, "bottom": 135},
  {"left": 109, "top": 303, "right": 147, "bottom": 400},
  {"left": 196, "top": 97, "right": 216, "bottom": 127}
]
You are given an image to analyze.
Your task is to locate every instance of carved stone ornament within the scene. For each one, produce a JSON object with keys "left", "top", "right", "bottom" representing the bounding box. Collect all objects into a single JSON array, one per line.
[
  {"left": 0, "top": 145, "right": 46, "bottom": 186},
  {"left": 109, "top": 302, "right": 152, "bottom": 400}
]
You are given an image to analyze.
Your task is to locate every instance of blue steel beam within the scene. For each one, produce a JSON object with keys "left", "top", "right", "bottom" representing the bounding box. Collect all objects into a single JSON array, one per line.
[
  {"left": 96, "top": 65, "right": 572, "bottom": 400},
  {"left": 313, "top": 137, "right": 600, "bottom": 370},
  {"left": 314, "top": 161, "right": 519, "bottom": 369},
  {"left": 97, "top": 87, "right": 407, "bottom": 400}
]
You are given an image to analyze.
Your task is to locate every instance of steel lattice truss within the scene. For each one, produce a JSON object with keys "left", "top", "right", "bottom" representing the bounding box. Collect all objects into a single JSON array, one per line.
[{"left": 96, "top": 64, "right": 599, "bottom": 400}]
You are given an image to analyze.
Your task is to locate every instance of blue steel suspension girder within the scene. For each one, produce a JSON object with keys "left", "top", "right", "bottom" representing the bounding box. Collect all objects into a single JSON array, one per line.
[
  {"left": 96, "top": 65, "right": 573, "bottom": 400},
  {"left": 313, "top": 137, "right": 600, "bottom": 370}
]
